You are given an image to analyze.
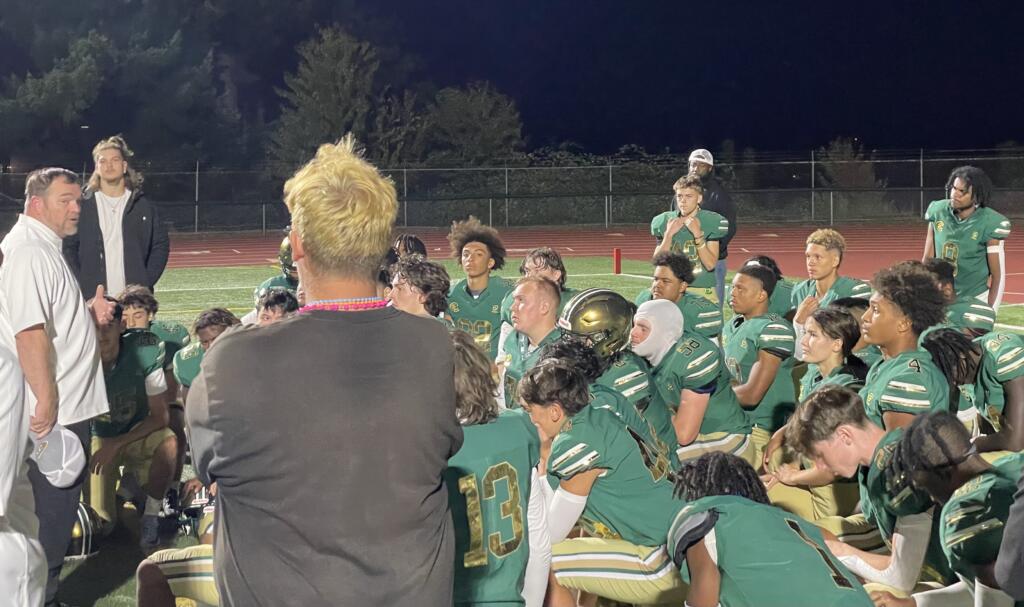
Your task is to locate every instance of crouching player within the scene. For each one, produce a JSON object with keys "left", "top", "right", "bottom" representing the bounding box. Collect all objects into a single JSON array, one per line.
[
  {"left": 668, "top": 452, "right": 872, "bottom": 607},
  {"left": 90, "top": 300, "right": 177, "bottom": 550}
]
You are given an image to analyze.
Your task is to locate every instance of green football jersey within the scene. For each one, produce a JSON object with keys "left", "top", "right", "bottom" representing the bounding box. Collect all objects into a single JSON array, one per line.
[
  {"left": 547, "top": 404, "right": 680, "bottom": 546},
  {"left": 651, "top": 334, "right": 751, "bottom": 437},
  {"left": 446, "top": 409, "right": 540, "bottom": 607},
  {"left": 859, "top": 349, "right": 949, "bottom": 428},
  {"left": 668, "top": 496, "right": 872, "bottom": 607},
  {"left": 501, "top": 328, "right": 561, "bottom": 408},
  {"left": 790, "top": 276, "right": 872, "bottom": 309},
  {"left": 946, "top": 296, "right": 996, "bottom": 336},
  {"left": 252, "top": 273, "right": 299, "bottom": 306},
  {"left": 149, "top": 319, "right": 190, "bottom": 371},
  {"left": 798, "top": 364, "right": 864, "bottom": 401},
  {"left": 856, "top": 429, "right": 954, "bottom": 584},
  {"left": 501, "top": 286, "right": 579, "bottom": 324},
  {"left": 926, "top": 200, "right": 1012, "bottom": 299},
  {"left": 93, "top": 329, "right": 165, "bottom": 438},
  {"left": 854, "top": 344, "right": 884, "bottom": 369},
  {"left": 597, "top": 352, "right": 678, "bottom": 468},
  {"left": 768, "top": 279, "right": 795, "bottom": 317},
  {"left": 722, "top": 314, "right": 797, "bottom": 431},
  {"left": 650, "top": 209, "right": 729, "bottom": 289},
  {"left": 590, "top": 383, "right": 672, "bottom": 477},
  {"left": 448, "top": 277, "right": 514, "bottom": 359},
  {"left": 940, "top": 453, "right": 1024, "bottom": 584},
  {"left": 172, "top": 342, "right": 204, "bottom": 389},
  {"left": 635, "top": 289, "right": 723, "bottom": 339},
  {"left": 967, "top": 332, "right": 1024, "bottom": 432}
]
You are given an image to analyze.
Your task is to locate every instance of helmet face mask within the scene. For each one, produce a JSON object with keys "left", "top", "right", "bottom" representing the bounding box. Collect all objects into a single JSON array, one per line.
[
  {"left": 558, "top": 289, "right": 635, "bottom": 363},
  {"left": 66, "top": 502, "right": 104, "bottom": 560}
]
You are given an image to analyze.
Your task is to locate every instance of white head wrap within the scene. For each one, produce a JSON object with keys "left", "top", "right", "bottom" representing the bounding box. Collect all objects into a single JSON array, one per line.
[{"left": 631, "top": 299, "right": 684, "bottom": 367}]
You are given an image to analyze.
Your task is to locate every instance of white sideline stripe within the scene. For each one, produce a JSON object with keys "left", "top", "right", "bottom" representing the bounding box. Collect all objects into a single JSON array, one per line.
[
  {"left": 995, "top": 323, "right": 1024, "bottom": 332},
  {"left": 157, "top": 286, "right": 254, "bottom": 293}
]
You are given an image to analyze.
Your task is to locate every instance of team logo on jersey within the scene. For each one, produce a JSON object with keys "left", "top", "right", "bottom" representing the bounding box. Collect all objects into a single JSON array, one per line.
[
  {"left": 971, "top": 231, "right": 979, "bottom": 240},
  {"left": 491, "top": 305, "right": 500, "bottom": 314},
  {"left": 865, "top": 392, "right": 875, "bottom": 405},
  {"left": 450, "top": 302, "right": 460, "bottom": 313},
  {"left": 988, "top": 406, "right": 1003, "bottom": 432},
  {"left": 935, "top": 220, "right": 944, "bottom": 232}
]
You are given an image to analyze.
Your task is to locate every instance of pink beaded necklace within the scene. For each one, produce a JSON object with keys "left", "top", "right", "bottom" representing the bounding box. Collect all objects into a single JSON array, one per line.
[{"left": 299, "top": 298, "right": 389, "bottom": 313}]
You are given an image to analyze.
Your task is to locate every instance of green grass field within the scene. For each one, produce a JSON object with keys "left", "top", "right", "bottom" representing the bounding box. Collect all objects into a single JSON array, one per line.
[{"left": 59, "top": 255, "right": 1024, "bottom": 606}]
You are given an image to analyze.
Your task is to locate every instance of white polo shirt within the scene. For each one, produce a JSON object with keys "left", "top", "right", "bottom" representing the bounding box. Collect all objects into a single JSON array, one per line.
[
  {"left": 0, "top": 214, "right": 109, "bottom": 426},
  {"left": 95, "top": 190, "right": 130, "bottom": 296}
]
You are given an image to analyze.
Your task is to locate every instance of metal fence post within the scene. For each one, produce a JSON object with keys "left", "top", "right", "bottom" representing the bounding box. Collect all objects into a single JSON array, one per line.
[
  {"left": 810, "top": 150, "right": 815, "bottom": 221},
  {"left": 504, "top": 167, "right": 510, "bottom": 227},
  {"left": 607, "top": 165, "right": 613, "bottom": 225},
  {"left": 261, "top": 203, "right": 266, "bottom": 234},
  {"left": 919, "top": 148, "right": 924, "bottom": 217},
  {"left": 403, "top": 169, "right": 408, "bottom": 227},
  {"left": 194, "top": 161, "right": 200, "bottom": 233},
  {"left": 829, "top": 191, "right": 834, "bottom": 226},
  {"left": 488, "top": 198, "right": 493, "bottom": 226}
]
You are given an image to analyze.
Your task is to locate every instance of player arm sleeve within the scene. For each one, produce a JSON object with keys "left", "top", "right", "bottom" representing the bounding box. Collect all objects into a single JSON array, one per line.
[
  {"left": 912, "top": 581, "right": 974, "bottom": 607},
  {"left": 144, "top": 366, "right": 168, "bottom": 396},
  {"left": 547, "top": 487, "right": 588, "bottom": 544},
  {"left": 522, "top": 468, "right": 552, "bottom": 607},
  {"left": 974, "top": 581, "right": 1017, "bottom": 607},
  {"left": 836, "top": 510, "right": 932, "bottom": 592},
  {"left": 792, "top": 321, "right": 807, "bottom": 361}
]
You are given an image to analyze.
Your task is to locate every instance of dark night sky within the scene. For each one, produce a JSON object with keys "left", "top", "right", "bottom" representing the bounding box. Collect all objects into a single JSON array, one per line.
[{"left": 380, "top": 2, "right": 1024, "bottom": 154}]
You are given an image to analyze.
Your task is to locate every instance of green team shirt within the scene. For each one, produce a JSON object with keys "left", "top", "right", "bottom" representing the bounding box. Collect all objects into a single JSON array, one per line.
[
  {"left": 790, "top": 276, "right": 872, "bottom": 309},
  {"left": 445, "top": 409, "right": 540, "bottom": 607},
  {"left": 501, "top": 328, "right": 561, "bottom": 408},
  {"left": 252, "top": 273, "right": 299, "bottom": 306},
  {"left": 854, "top": 345, "right": 884, "bottom": 369},
  {"left": 597, "top": 352, "right": 678, "bottom": 468},
  {"left": 940, "top": 453, "right": 1024, "bottom": 585},
  {"left": 590, "top": 383, "right": 672, "bottom": 478},
  {"left": 635, "top": 289, "right": 723, "bottom": 339},
  {"left": 500, "top": 286, "right": 579, "bottom": 325},
  {"left": 172, "top": 342, "right": 204, "bottom": 388},
  {"left": 668, "top": 496, "right": 872, "bottom": 607},
  {"left": 926, "top": 200, "right": 1012, "bottom": 299},
  {"left": 149, "top": 319, "right": 190, "bottom": 371},
  {"left": 650, "top": 209, "right": 729, "bottom": 289},
  {"left": 965, "top": 332, "right": 1024, "bottom": 432},
  {"left": 93, "top": 330, "right": 165, "bottom": 438},
  {"left": 859, "top": 349, "right": 949, "bottom": 428},
  {"left": 798, "top": 364, "right": 864, "bottom": 401},
  {"left": 856, "top": 429, "right": 954, "bottom": 584},
  {"left": 651, "top": 334, "right": 751, "bottom": 437},
  {"left": 722, "top": 314, "right": 797, "bottom": 431},
  {"left": 448, "top": 277, "right": 514, "bottom": 359},
  {"left": 768, "top": 279, "right": 795, "bottom": 317},
  {"left": 547, "top": 404, "right": 680, "bottom": 546},
  {"left": 946, "top": 296, "right": 996, "bottom": 335}
]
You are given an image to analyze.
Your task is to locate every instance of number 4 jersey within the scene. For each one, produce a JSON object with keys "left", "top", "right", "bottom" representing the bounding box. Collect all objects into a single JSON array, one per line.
[{"left": 445, "top": 409, "right": 540, "bottom": 606}]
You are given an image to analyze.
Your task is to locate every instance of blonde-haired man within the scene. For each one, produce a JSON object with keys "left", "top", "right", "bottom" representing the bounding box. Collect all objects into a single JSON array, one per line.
[
  {"left": 790, "top": 228, "right": 871, "bottom": 360},
  {"left": 186, "top": 135, "right": 464, "bottom": 607},
  {"left": 64, "top": 135, "right": 169, "bottom": 294}
]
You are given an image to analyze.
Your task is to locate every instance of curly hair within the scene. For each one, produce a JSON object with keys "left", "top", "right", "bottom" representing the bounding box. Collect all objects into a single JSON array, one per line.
[
  {"left": 673, "top": 452, "right": 770, "bottom": 505},
  {"left": 257, "top": 287, "right": 299, "bottom": 315},
  {"left": 520, "top": 247, "right": 568, "bottom": 289},
  {"left": 871, "top": 261, "right": 947, "bottom": 336},
  {"left": 118, "top": 284, "right": 159, "bottom": 315},
  {"left": 920, "top": 328, "right": 981, "bottom": 414},
  {"left": 448, "top": 216, "right": 506, "bottom": 270},
  {"left": 945, "top": 166, "right": 993, "bottom": 208},
  {"left": 538, "top": 334, "right": 603, "bottom": 382},
  {"left": 653, "top": 252, "right": 695, "bottom": 285},
  {"left": 394, "top": 233, "right": 427, "bottom": 257},
  {"left": 394, "top": 254, "right": 451, "bottom": 316},
  {"left": 451, "top": 330, "right": 500, "bottom": 425},
  {"left": 193, "top": 308, "right": 241, "bottom": 333},
  {"left": 806, "top": 228, "right": 847, "bottom": 261},
  {"left": 518, "top": 359, "right": 590, "bottom": 416}
]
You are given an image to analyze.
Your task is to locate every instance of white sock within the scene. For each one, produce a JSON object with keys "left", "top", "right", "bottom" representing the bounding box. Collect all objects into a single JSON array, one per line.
[{"left": 144, "top": 495, "right": 163, "bottom": 516}]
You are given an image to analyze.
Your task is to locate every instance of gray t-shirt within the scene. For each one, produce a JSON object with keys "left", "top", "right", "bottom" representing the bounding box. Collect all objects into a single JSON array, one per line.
[{"left": 187, "top": 308, "right": 463, "bottom": 606}]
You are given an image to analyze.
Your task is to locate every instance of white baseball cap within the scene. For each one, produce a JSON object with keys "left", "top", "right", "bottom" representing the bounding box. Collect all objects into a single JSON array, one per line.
[
  {"left": 688, "top": 149, "right": 714, "bottom": 167},
  {"left": 31, "top": 425, "right": 86, "bottom": 488}
]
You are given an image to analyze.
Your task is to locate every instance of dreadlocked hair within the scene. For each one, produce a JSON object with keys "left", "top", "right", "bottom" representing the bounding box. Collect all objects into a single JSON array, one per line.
[
  {"left": 447, "top": 216, "right": 507, "bottom": 270},
  {"left": 538, "top": 334, "right": 603, "bottom": 382},
  {"left": 945, "top": 166, "right": 993, "bottom": 208},
  {"left": 920, "top": 328, "right": 981, "bottom": 414},
  {"left": 871, "top": 261, "right": 947, "bottom": 336},
  {"left": 899, "top": 411, "right": 975, "bottom": 488},
  {"left": 672, "top": 452, "right": 770, "bottom": 505}
]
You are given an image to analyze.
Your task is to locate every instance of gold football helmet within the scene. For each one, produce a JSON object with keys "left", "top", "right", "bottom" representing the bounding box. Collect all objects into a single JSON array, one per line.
[
  {"left": 558, "top": 288, "right": 635, "bottom": 362},
  {"left": 278, "top": 234, "right": 297, "bottom": 281}
]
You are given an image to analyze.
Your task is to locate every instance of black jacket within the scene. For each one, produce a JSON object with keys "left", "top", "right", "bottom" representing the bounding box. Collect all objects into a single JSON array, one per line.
[
  {"left": 63, "top": 189, "right": 170, "bottom": 293},
  {"left": 699, "top": 177, "right": 737, "bottom": 260}
]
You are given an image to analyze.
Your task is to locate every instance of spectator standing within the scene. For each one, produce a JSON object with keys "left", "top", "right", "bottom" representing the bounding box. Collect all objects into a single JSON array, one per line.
[
  {"left": 689, "top": 148, "right": 737, "bottom": 306},
  {"left": 0, "top": 168, "right": 112, "bottom": 607},
  {"left": 64, "top": 135, "right": 169, "bottom": 294}
]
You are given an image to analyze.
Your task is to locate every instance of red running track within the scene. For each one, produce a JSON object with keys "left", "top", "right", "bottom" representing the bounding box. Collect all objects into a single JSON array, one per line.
[{"left": 168, "top": 222, "right": 1024, "bottom": 304}]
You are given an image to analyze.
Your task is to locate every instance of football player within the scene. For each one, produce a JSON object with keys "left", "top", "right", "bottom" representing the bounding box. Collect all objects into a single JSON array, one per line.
[
  {"left": 242, "top": 228, "right": 299, "bottom": 324},
  {"left": 668, "top": 452, "right": 873, "bottom": 607},
  {"left": 831, "top": 296, "right": 884, "bottom": 369},
  {"left": 724, "top": 264, "right": 797, "bottom": 460},
  {"left": 923, "top": 258, "right": 996, "bottom": 337},
  {"left": 872, "top": 412, "right": 1023, "bottom": 606},
  {"left": 501, "top": 277, "right": 562, "bottom": 408},
  {"left": 651, "top": 174, "right": 730, "bottom": 303},
  {"left": 920, "top": 328, "right": 1024, "bottom": 454},
  {"left": 632, "top": 300, "right": 754, "bottom": 466},
  {"left": 786, "top": 386, "right": 953, "bottom": 594},
  {"left": 256, "top": 287, "right": 298, "bottom": 326},
  {"left": 743, "top": 255, "right": 795, "bottom": 319},
  {"left": 634, "top": 252, "right": 723, "bottom": 340},
  {"left": 519, "top": 362, "right": 688, "bottom": 606},
  {"left": 393, "top": 233, "right": 427, "bottom": 257},
  {"left": 923, "top": 165, "right": 1011, "bottom": 310},
  {"left": 791, "top": 229, "right": 872, "bottom": 359},
  {"left": 498, "top": 247, "right": 578, "bottom": 355},
  {"left": 387, "top": 254, "right": 451, "bottom": 322},
  {"left": 172, "top": 308, "right": 240, "bottom": 406},
  {"left": 446, "top": 330, "right": 546, "bottom": 607},
  {"left": 446, "top": 216, "right": 514, "bottom": 358},
  {"left": 90, "top": 299, "right": 178, "bottom": 550},
  {"left": 860, "top": 262, "right": 949, "bottom": 430}
]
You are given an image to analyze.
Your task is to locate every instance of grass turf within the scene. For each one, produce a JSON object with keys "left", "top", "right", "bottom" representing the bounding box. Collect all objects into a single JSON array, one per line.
[{"left": 59, "top": 255, "right": 1024, "bottom": 606}]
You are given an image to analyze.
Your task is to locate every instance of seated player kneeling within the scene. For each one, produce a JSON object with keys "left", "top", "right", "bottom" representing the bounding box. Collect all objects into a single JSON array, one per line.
[{"left": 90, "top": 299, "right": 177, "bottom": 551}]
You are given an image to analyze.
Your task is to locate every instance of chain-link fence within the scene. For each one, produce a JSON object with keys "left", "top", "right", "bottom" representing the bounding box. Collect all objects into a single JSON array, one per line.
[{"left": 2, "top": 151, "right": 1023, "bottom": 234}]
